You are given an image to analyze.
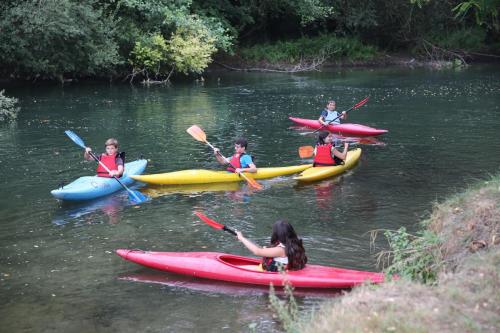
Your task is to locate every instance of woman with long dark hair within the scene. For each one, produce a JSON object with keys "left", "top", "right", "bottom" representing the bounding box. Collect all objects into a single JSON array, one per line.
[
  {"left": 236, "top": 220, "right": 307, "bottom": 271},
  {"left": 313, "top": 131, "right": 349, "bottom": 166}
]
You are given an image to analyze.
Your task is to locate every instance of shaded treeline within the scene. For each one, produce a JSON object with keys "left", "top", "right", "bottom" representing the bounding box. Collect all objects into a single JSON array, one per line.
[{"left": 0, "top": 0, "right": 498, "bottom": 82}]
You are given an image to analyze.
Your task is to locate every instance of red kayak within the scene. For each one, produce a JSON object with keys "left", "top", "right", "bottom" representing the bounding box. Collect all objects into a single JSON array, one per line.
[
  {"left": 116, "top": 249, "right": 385, "bottom": 289},
  {"left": 289, "top": 117, "right": 388, "bottom": 136}
]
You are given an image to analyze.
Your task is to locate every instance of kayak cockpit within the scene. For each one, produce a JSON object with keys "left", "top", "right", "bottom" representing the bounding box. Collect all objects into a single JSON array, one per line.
[{"left": 217, "top": 254, "right": 267, "bottom": 272}]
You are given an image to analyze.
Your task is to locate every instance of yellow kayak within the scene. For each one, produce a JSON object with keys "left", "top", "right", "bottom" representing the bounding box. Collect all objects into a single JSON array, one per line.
[
  {"left": 131, "top": 164, "right": 313, "bottom": 185},
  {"left": 293, "top": 148, "right": 362, "bottom": 182}
]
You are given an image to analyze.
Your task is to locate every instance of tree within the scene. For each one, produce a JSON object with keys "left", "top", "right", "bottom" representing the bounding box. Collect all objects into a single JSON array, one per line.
[{"left": 0, "top": 0, "right": 120, "bottom": 81}]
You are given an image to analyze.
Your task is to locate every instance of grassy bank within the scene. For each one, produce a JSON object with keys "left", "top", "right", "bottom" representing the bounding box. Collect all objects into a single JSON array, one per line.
[{"left": 275, "top": 175, "right": 500, "bottom": 332}]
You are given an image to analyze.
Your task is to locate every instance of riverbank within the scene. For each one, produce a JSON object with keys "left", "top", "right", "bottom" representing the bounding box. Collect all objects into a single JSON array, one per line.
[{"left": 286, "top": 175, "right": 500, "bottom": 332}]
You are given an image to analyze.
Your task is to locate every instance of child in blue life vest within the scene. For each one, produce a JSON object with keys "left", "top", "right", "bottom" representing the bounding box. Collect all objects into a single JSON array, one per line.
[
  {"left": 313, "top": 131, "right": 349, "bottom": 166},
  {"left": 236, "top": 220, "right": 307, "bottom": 272},
  {"left": 318, "top": 100, "right": 346, "bottom": 126},
  {"left": 84, "top": 138, "right": 124, "bottom": 178},
  {"left": 213, "top": 137, "right": 257, "bottom": 174}
]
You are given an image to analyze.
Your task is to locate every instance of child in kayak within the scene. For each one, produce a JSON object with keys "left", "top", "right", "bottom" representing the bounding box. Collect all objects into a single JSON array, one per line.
[
  {"left": 318, "top": 100, "right": 346, "bottom": 126},
  {"left": 313, "top": 131, "right": 349, "bottom": 166},
  {"left": 213, "top": 137, "right": 257, "bottom": 174},
  {"left": 236, "top": 220, "right": 307, "bottom": 272},
  {"left": 84, "top": 138, "right": 124, "bottom": 178}
]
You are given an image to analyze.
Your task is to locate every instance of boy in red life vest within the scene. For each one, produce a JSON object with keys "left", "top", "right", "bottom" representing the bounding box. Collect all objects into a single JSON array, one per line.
[
  {"left": 213, "top": 138, "right": 257, "bottom": 174},
  {"left": 84, "top": 138, "right": 124, "bottom": 178},
  {"left": 313, "top": 131, "right": 349, "bottom": 166}
]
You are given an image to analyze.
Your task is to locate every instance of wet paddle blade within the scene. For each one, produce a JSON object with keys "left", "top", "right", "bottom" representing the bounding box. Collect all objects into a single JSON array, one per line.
[
  {"left": 299, "top": 146, "right": 314, "bottom": 158},
  {"left": 194, "top": 211, "right": 224, "bottom": 230},
  {"left": 352, "top": 96, "right": 369, "bottom": 110},
  {"left": 128, "top": 190, "right": 149, "bottom": 204},
  {"left": 187, "top": 125, "right": 207, "bottom": 143},
  {"left": 65, "top": 130, "right": 86, "bottom": 149},
  {"left": 242, "top": 174, "right": 263, "bottom": 190}
]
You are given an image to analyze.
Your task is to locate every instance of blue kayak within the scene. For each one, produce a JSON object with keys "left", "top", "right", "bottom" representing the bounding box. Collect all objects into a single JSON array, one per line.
[{"left": 51, "top": 159, "right": 148, "bottom": 201}]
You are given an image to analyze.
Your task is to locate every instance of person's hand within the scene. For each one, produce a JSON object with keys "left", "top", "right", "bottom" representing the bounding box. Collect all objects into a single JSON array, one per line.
[
  {"left": 236, "top": 230, "right": 244, "bottom": 241},
  {"left": 341, "top": 111, "right": 347, "bottom": 116},
  {"left": 109, "top": 170, "right": 119, "bottom": 177},
  {"left": 234, "top": 168, "right": 243, "bottom": 174},
  {"left": 213, "top": 147, "right": 220, "bottom": 155},
  {"left": 85, "top": 147, "right": 92, "bottom": 154}
]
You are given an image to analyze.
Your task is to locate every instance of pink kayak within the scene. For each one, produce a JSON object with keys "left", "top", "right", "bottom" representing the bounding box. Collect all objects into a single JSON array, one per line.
[
  {"left": 289, "top": 117, "right": 388, "bottom": 136},
  {"left": 116, "top": 249, "right": 385, "bottom": 289}
]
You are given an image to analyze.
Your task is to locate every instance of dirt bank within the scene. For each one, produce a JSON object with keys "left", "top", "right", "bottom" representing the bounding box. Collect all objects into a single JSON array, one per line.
[{"left": 294, "top": 175, "right": 500, "bottom": 333}]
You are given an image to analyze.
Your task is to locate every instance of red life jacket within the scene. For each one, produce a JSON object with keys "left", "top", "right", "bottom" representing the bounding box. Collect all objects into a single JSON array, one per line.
[
  {"left": 96, "top": 153, "right": 119, "bottom": 178},
  {"left": 313, "top": 144, "right": 336, "bottom": 166},
  {"left": 227, "top": 153, "right": 245, "bottom": 173}
]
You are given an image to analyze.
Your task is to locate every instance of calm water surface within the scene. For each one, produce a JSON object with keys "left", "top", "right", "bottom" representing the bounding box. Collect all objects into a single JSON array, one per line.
[{"left": 1, "top": 66, "right": 499, "bottom": 332}]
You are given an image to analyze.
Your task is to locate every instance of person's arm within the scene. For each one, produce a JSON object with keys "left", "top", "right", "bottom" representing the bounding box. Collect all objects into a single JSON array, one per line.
[
  {"left": 84, "top": 147, "right": 95, "bottom": 161},
  {"left": 235, "top": 155, "right": 257, "bottom": 174},
  {"left": 109, "top": 158, "right": 124, "bottom": 177},
  {"left": 213, "top": 148, "right": 229, "bottom": 165},
  {"left": 332, "top": 143, "right": 349, "bottom": 161},
  {"left": 236, "top": 231, "right": 286, "bottom": 257},
  {"left": 318, "top": 110, "right": 327, "bottom": 125}
]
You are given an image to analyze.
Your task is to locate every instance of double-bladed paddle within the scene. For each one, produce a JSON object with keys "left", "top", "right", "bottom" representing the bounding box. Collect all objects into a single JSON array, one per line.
[
  {"left": 64, "top": 130, "right": 148, "bottom": 204},
  {"left": 313, "top": 96, "right": 370, "bottom": 133},
  {"left": 186, "top": 125, "right": 263, "bottom": 190},
  {"left": 194, "top": 211, "right": 237, "bottom": 236}
]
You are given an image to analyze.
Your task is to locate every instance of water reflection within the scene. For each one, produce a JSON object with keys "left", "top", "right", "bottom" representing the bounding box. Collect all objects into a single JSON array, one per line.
[
  {"left": 140, "top": 182, "right": 253, "bottom": 203},
  {"left": 52, "top": 192, "right": 133, "bottom": 225},
  {"left": 118, "top": 270, "right": 341, "bottom": 298}
]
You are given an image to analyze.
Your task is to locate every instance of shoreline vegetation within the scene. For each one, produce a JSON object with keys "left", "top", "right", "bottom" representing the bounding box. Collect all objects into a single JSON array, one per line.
[
  {"left": 0, "top": 1, "right": 499, "bottom": 84},
  {"left": 270, "top": 174, "right": 500, "bottom": 333}
]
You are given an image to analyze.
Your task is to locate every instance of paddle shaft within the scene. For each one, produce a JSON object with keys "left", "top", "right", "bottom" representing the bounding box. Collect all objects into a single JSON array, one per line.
[
  {"left": 87, "top": 150, "right": 142, "bottom": 202},
  {"left": 313, "top": 97, "right": 369, "bottom": 134},
  {"left": 222, "top": 225, "right": 237, "bottom": 236},
  {"left": 205, "top": 140, "right": 255, "bottom": 183}
]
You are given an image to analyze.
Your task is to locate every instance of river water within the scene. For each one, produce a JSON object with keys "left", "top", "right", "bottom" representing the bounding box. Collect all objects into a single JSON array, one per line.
[{"left": 1, "top": 65, "right": 499, "bottom": 332}]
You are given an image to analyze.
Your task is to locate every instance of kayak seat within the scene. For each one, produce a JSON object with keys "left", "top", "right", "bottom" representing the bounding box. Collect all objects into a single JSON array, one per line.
[{"left": 238, "top": 264, "right": 264, "bottom": 272}]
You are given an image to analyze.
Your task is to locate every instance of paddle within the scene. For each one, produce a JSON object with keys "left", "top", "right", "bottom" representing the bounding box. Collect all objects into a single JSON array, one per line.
[
  {"left": 64, "top": 130, "right": 148, "bottom": 204},
  {"left": 186, "top": 125, "right": 263, "bottom": 190},
  {"left": 194, "top": 211, "right": 236, "bottom": 236},
  {"left": 313, "top": 96, "right": 370, "bottom": 134},
  {"left": 298, "top": 146, "right": 315, "bottom": 158}
]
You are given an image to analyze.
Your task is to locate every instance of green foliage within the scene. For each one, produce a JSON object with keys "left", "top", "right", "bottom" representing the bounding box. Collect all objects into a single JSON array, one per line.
[
  {"left": 382, "top": 227, "right": 443, "bottom": 284},
  {"left": 430, "top": 27, "right": 487, "bottom": 50},
  {"left": 0, "top": 0, "right": 120, "bottom": 79},
  {"left": 129, "top": 34, "right": 170, "bottom": 75},
  {"left": 453, "top": 0, "right": 500, "bottom": 32},
  {"left": 239, "top": 35, "right": 378, "bottom": 63},
  {"left": 127, "top": 3, "right": 224, "bottom": 80},
  {"left": 167, "top": 28, "right": 217, "bottom": 74},
  {"left": 164, "top": 3, "right": 233, "bottom": 52},
  {"left": 0, "top": 90, "right": 20, "bottom": 122}
]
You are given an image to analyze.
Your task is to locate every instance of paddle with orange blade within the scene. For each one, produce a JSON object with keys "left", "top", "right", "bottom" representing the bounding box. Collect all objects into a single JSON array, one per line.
[
  {"left": 298, "top": 146, "right": 315, "bottom": 158},
  {"left": 313, "top": 96, "right": 370, "bottom": 133},
  {"left": 186, "top": 125, "right": 263, "bottom": 190},
  {"left": 194, "top": 211, "right": 236, "bottom": 236}
]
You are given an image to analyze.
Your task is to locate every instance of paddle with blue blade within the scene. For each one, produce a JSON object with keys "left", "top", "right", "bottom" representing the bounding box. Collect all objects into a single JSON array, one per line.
[
  {"left": 194, "top": 211, "right": 237, "bottom": 236},
  {"left": 313, "top": 96, "right": 370, "bottom": 133},
  {"left": 64, "top": 130, "right": 148, "bottom": 204}
]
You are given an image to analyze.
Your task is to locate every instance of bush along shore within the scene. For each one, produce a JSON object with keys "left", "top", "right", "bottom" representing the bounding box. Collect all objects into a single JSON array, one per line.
[{"left": 270, "top": 174, "right": 500, "bottom": 333}]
